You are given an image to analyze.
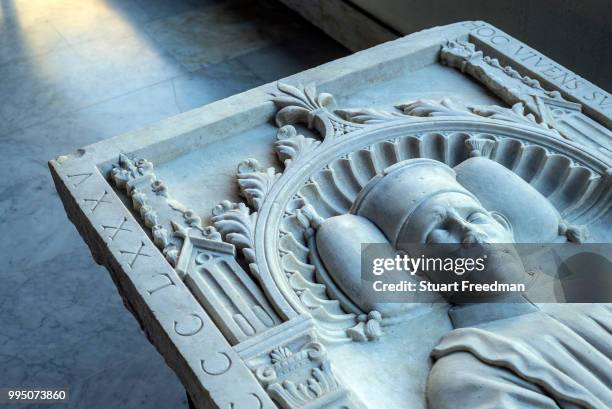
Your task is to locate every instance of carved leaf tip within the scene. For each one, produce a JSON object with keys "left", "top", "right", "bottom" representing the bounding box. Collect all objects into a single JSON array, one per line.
[
  {"left": 397, "top": 98, "right": 468, "bottom": 117},
  {"left": 469, "top": 103, "right": 559, "bottom": 133},
  {"left": 236, "top": 159, "right": 280, "bottom": 211},
  {"left": 211, "top": 201, "right": 256, "bottom": 263},
  {"left": 270, "top": 347, "right": 293, "bottom": 364},
  {"left": 274, "top": 125, "right": 321, "bottom": 167},
  {"left": 277, "top": 124, "right": 297, "bottom": 139},
  {"left": 273, "top": 82, "right": 335, "bottom": 110},
  {"left": 272, "top": 82, "right": 336, "bottom": 135},
  {"left": 334, "top": 107, "right": 404, "bottom": 124}
]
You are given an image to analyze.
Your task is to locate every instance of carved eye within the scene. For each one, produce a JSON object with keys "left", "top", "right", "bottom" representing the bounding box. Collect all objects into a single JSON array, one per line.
[{"left": 467, "top": 212, "right": 490, "bottom": 224}]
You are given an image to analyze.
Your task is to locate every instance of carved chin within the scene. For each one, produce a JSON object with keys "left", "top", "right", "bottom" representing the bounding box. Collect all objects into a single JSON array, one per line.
[
  {"left": 482, "top": 246, "right": 527, "bottom": 285},
  {"left": 450, "top": 245, "right": 527, "bottom": 303}
]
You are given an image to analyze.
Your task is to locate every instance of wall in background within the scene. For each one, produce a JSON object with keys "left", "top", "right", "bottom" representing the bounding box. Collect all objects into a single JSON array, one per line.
[
  {"left": 281, "top": 0, "right": 611, "bottom": 90},
  {"left": 353, "top": 0, "right": 611, "bottom": 90}
]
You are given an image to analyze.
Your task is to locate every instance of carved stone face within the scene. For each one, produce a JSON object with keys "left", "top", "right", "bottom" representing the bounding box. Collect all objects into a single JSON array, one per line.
[
  {"left": 399, "top": 181, "right": 526, "bottom": 303},
  {"left": 349, "top": 158, "right": 527, "bottom": 302},
  {"left": 408, "top": 192, "right": 513, "bottom": 246},
  {"left": 352, "top": 158, "right": 515, "bottom": 247}
]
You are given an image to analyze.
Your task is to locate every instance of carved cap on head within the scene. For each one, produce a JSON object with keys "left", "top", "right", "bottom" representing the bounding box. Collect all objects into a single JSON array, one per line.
[{"left": 350, "top": 158, "right": 478, "bottom": 245}]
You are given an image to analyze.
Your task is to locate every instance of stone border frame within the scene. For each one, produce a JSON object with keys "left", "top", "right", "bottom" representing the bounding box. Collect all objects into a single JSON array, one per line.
[{"left": 49, "top": 22, "right": 610, "bottom": 409}]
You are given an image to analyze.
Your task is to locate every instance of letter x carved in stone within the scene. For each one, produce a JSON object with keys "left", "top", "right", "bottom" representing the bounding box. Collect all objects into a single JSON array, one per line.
[
  {"left": 83, "top": 190, "right": 111, "bottom": 213},
  {"left": 101, "top": 217, "right": 132, "bottom": 241},
  {"left": 119, "top": 241, "right": 151, "bottom": 269}
]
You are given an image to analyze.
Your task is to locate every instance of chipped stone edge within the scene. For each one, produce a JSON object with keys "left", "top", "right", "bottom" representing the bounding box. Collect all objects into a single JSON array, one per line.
[{"left": 48, "top": 161, "right": 276, "bottom": 409}]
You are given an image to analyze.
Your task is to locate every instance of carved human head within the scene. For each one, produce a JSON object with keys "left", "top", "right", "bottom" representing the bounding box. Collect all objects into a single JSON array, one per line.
[
  {"left": 351, "top": 158, "right": 526, "bottom": 301},
  {"left": 351, "top": 158, "right": 514, "bottom": 248}
]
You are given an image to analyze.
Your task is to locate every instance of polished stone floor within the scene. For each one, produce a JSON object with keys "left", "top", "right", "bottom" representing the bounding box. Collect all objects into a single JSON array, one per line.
[{"left": 0, "top": 0, "right": 347, "bottom": 407}]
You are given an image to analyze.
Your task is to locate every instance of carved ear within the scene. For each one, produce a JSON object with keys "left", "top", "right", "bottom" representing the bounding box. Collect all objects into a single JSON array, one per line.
[{"left": 490, "top": 211, "right": 513, "bottom": 235}]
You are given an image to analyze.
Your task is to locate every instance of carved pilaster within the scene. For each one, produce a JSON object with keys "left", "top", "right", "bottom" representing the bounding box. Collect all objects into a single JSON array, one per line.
[
  {"left": 111, "top": 154, "right": 281, "bottom": 346},
  {"left": 175, "top": 223, "right": 281, "bottom": 345}
]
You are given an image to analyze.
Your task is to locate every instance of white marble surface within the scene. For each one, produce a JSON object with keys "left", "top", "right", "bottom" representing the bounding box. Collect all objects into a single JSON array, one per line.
[
  {"left": 43, "top": 10, "right": 612, "bottom": 407},
  {"left": 0, "top": 0, "right": 347, "bottom": 407}
]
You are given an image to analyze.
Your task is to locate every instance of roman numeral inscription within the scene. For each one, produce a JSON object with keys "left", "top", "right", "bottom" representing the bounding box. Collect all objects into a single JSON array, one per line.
[
  {"left": 66, "top": 172, "right": 93, "bottom": 189},
  {"left": 119, "top": 241, "right": 151, "bottom": 269},
  {"left": 463, "top": 21, "right": 612, "bottom": 126},
  {"left": 83, "top": 190, "right": 111, "bottom": 213},
  {"left": 147, "top": 273, "right": 176, "bottom": 295},
  {"left": 174, "top": 313, "right": 204, "bottom": 336},
  {"left": 200, "top": 352, "right": 232, "bottom": 376},
  {"left": 101, "top": 217, "right": 132, "bottom": 241}
]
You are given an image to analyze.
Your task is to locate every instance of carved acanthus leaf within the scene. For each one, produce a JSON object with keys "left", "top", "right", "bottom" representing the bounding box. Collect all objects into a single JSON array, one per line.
[
  {"left": 273, "top": 82, "right": 335, "bottom": 117},
  {"left": 397, "top": 98, "right": 558, "bottom": 132},
  {"left": 269, "top": 347, "right": 293, "bottom": 364},
  {"left": 212, "top": 201, "right": 257, "bottom": 269},
  {"left": 470, "top": 102, "right": 557, "bottom": 132},
  {"left": 274, "top": 125, "right": 321, "bottom": 168},
  {"left": 333, "top": 97, "right": 559, "bottom": 133},
  {"left": 334, "top": 107, "right": 406, "bottom": 124},
  {"left": 397, "top": 97, "right": 469, "bottom": 117},
  {"left": 272, "top": 82, "right": 335, "bottom": 139},
  {"left": 237, "top": 159, "right": 280, "bottom": 211}
]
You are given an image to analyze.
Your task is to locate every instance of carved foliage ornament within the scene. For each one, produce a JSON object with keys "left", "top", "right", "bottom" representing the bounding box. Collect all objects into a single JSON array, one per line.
[
  {"left": 440, "top": 40, "right": 612, "bottom": 156},
  {"left": 106, "top": 44, "right": 611, "bottom": 409},
  {"left": 209, "top": 79, "right": 609, "bottom": 344},
  {"left": 111, "top": 74, "right": 610, "bottom": 346},
  {"left": 102, "top": 39, "right": 612, "bottom": 409},
  {"left": 111, "top": 154, "right": 221, "bottom": 268},
  {"left": 255, "top": 342, "right": 342, "bottom": 409}
]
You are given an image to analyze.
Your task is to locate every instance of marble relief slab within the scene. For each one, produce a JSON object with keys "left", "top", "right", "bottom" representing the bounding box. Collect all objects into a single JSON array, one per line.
[{"left": 50, "top": 21, "right": 611, "bottom": 409}]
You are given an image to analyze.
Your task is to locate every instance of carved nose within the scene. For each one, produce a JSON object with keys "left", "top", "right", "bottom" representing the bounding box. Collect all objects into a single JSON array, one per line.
[
  {"left": 462, "top": 231, "right": 487, "bottom": 246},
  {"left": 448, "top": 212, "right": 471, "bottom": 232},
  {"left": 447, "top": 213, "right": 487, "bottom": 245}
]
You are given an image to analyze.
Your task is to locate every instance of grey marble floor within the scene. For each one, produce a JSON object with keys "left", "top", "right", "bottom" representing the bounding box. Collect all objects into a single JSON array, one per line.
[{"left": 0, "top": 0, "right": 347, "bottom": 407}]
